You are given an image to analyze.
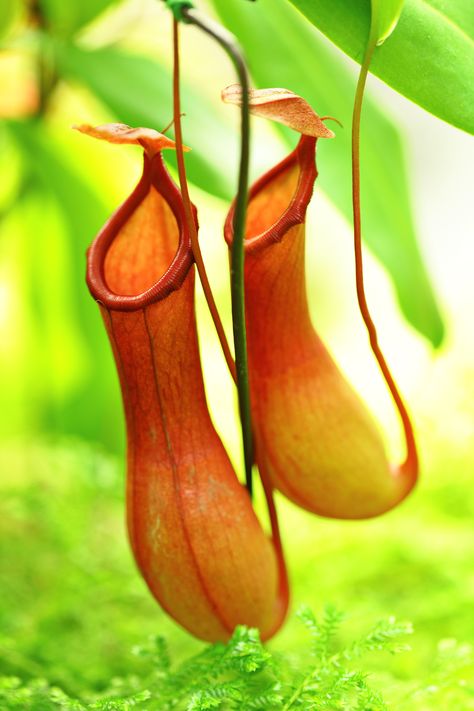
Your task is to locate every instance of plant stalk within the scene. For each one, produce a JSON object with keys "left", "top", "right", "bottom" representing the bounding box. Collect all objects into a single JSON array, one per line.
[{"left": 182, "top": 7, "right": 254, "bottom": 496}]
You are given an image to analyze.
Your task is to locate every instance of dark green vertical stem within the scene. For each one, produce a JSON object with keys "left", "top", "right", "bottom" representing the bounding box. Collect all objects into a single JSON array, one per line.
[{"left": 183, "top": 7, "right": 254, "bottom": 496}]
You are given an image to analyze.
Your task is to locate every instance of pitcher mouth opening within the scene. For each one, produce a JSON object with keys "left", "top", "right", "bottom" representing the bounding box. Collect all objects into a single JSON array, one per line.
[
  {"left": 224, "top": 134, "right": 317, "bottom": 255},
  {"left": 87, "top": 152, "right": 194, "bottom": 312}
]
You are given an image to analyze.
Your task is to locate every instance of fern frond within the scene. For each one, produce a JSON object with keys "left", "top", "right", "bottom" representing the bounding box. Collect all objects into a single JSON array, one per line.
[
  {"left": 0, "top": 676, "right": 87, "bottom": 711},
  {"left": 169, "top": 645, "right": 225, "bottom": 694},
  {"left": 296, "top": 605, "right": 344, "bottom": 662},
  {"left": 187, "top": 682, "right": 243, "bottom": 710},
  {"left": 280, "top": 610, "right": 413, "bottom": 710},
  {"left": 132, "top": 635, "right": 171, "bottom": 674},
  {"left": 242, "top": 682, "right": 283, "bottom": 709},
  {"left": 343, "top": 617, "right": 413, "bottom": 661},
  {"left": 222, "top": 626, "right": 271, "bottom": 674},
  {"left": 89, "top": 690, "right": 152, "bottom": 709},
  {"left": 321, "top": 606, "right": 345, "bottom": 650}
]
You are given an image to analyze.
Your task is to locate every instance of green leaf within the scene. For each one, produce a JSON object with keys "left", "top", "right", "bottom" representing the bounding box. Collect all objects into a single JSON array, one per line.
[
  {"left": 210, "top": 0, "right": 444, "bottom": 345},
  {"left": 55, "top": 42, "right": 237, "bottom": 200},
  {"left": 38, "top": 0, "right": 119, "bottom": 37},
  {"left": 289, "top": 0, "right": 474, "bottom": 135},
  {"left": 372, "top": 0, "right": 405, "bottom": 44}
]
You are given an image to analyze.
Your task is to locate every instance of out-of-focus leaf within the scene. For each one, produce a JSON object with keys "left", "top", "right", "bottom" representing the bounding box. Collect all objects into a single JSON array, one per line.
[
  {"left": 0, "top": 0, "right": 21, "bottom": 39},
  {"left": 38, "top": 0, "right": 119, "bottom": 37},
  {"left": 55, "top": 42, "right": 237, "bottom": 200},
  {"left": 289, "top": 0, "right": 474, "bottom": 135},
  {"left": 0, "top": 179, "right": 87, "bottom": 437},
  {"left": 211, "top": 0, "right": 444, "bottom": 346},
  {"left": 0, "top": 125, "right": 22, "bottom": 210},
  {"left": 6, "top": 119, "right": 124, "bottom": 450}
]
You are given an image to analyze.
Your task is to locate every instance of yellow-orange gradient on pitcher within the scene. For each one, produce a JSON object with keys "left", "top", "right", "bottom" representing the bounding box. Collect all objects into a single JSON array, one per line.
[
  {"left": 223, "top": 88, "right": 418, "bottom": 520},
  {"left": 77, "top": 123, "right": 286, "bottom": 641}
]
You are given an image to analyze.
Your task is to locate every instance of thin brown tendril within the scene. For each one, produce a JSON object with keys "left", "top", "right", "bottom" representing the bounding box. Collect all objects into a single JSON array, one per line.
[
  {"left": 352, "top": 39, "right": 418, "bottom": 478},
  {"left": 257, "top": 452, "right": 289, "bottom": 631},
  {"left": 160, "top": 113, "right": 185, "bottom": 134},
  {"left": 320, "top": 115, "right": 344, "bottom": 128},
  {"left": 172, "top": 19, "right": 237, "bottom": 384}
]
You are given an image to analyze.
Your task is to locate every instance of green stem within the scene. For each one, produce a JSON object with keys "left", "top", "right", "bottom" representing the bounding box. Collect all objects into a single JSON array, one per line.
[{"left": 182, "top": 7, "right": 254, "bottom": 496}]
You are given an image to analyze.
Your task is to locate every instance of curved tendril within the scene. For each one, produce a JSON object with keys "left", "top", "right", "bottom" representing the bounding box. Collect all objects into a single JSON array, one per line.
[
  {"left": 352, "top": 38, "right": 418, "bottom": 478},
  {"left": 172, "top": 20, "right": 237, "bottom": 386},
  {"left": 320, "top": 115, "right": 344, "bottom": 128}
]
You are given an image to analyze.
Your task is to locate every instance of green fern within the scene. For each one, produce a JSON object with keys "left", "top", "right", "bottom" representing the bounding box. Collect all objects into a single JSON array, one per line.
[
  {"left": 1, "top": 608, "right": 473, "bottom": 710},
  {"left": 132, "top": 636, "right": 171, "bottom": 675},
  {"left": 343, "top": 617, "right": 413, "bottom": 661},
  {"left": 0, "top": 676, "right": 86, "bottom": 710},
  {"left": 89, "top": 690, "right": 153, "bottom": 710},
  {"left": 187, "top": 682, "right": 243, "bottom": 710},
  {"left": 280, "top": 607, "right": 411, "bottom": 710},
  {"left": 297, "top": 605, "right": 345, "bottom": 661},
  {"left": 0, "top": 609, "right": 412, "bottom": 710}
]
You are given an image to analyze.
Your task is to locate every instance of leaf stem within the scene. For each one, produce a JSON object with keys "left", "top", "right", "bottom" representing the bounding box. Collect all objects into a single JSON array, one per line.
[
  {"left": 172, "top": 20, "right": 237, "bottom": 385},
  {"left": 181, "top": 7, "right": 254, "bottom": 495},
  {"left": 352, "top": 26, "right": 418, "bottom": 477}
]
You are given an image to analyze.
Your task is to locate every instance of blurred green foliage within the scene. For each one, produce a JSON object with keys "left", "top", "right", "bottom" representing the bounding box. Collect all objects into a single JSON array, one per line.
[{"left": 37, "top": 0, "right": 120, "bottom": 37}]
